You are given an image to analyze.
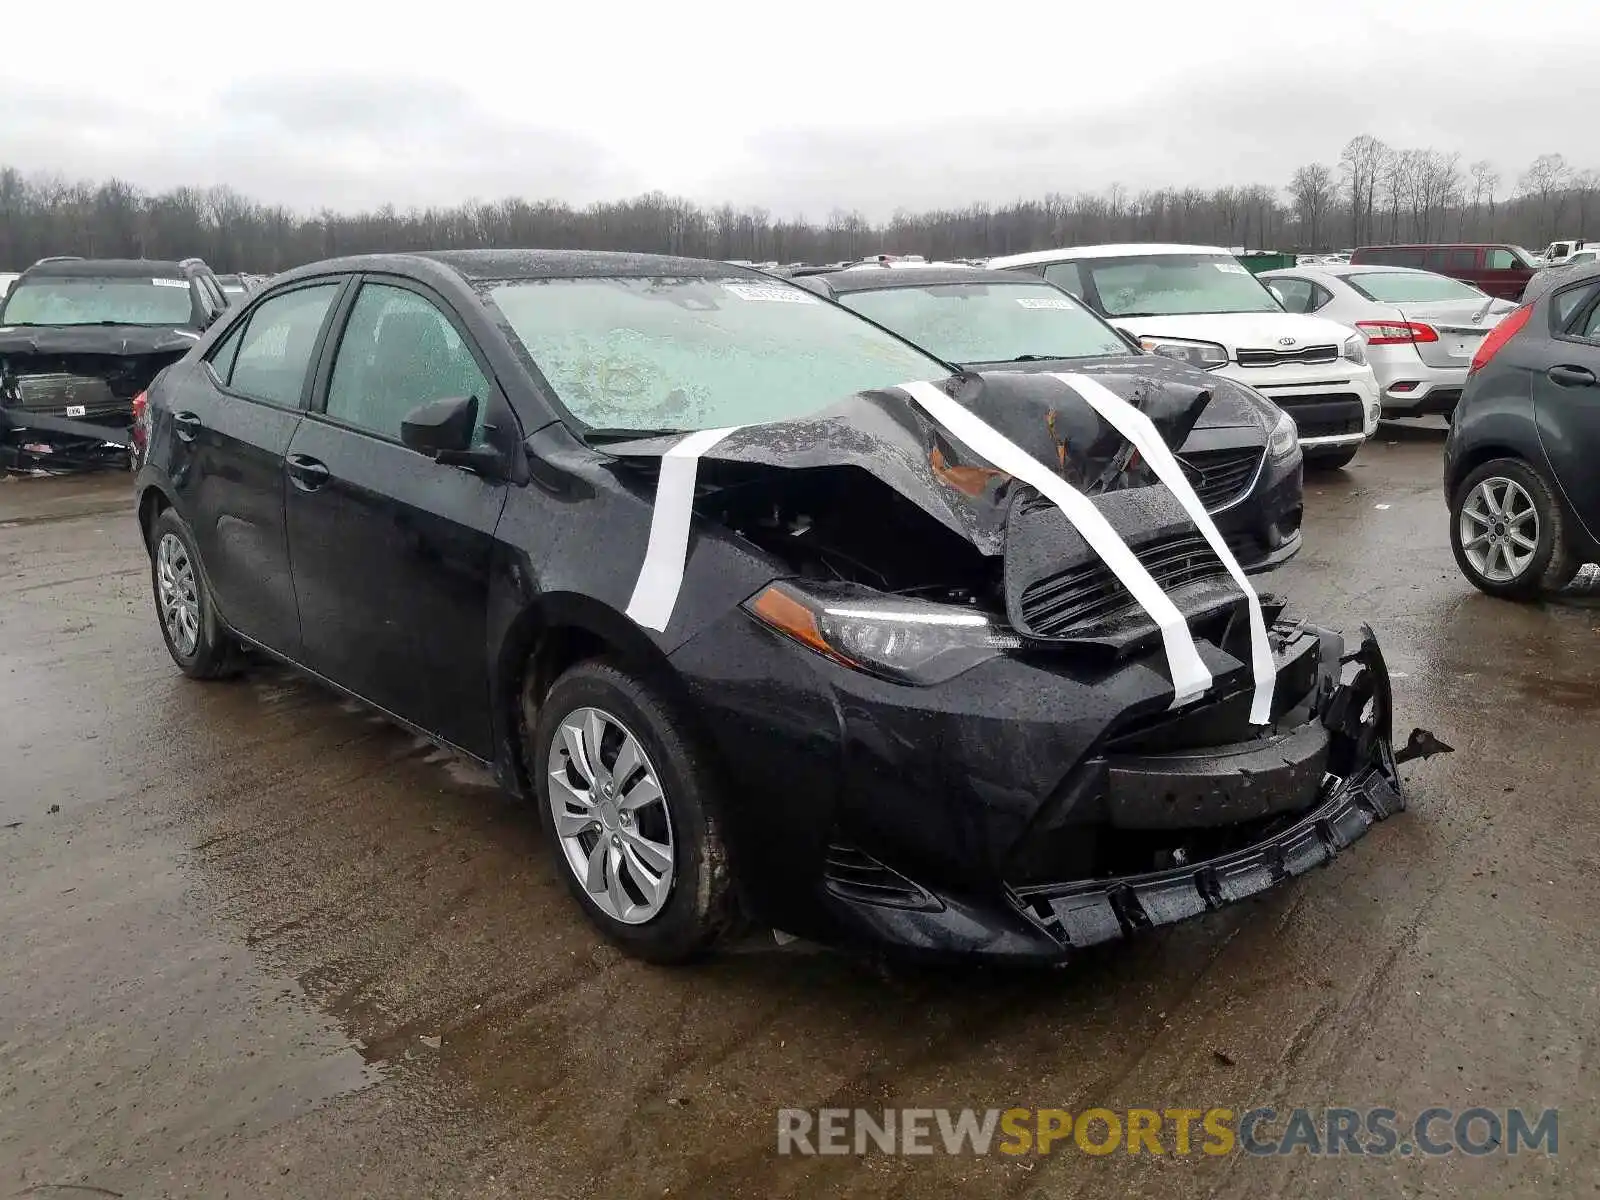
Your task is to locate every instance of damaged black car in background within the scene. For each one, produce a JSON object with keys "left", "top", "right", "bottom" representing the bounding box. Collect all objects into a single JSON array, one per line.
[
  {"left": 133, "top": 250, "right": 1407, "bottom": 965},
  {"left": 0, "top": 256, "right": 225, "bottom": 473}
]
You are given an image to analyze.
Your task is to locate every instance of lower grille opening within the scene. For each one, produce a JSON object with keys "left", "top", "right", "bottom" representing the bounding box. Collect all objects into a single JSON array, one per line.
[{"left": 822, "top": 844, "right": 940, "bottom": 911}]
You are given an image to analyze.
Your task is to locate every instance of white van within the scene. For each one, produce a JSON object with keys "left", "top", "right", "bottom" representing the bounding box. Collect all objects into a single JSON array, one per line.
[{"left": 986, "top": 244, "right": 1381, "bottom": 468}]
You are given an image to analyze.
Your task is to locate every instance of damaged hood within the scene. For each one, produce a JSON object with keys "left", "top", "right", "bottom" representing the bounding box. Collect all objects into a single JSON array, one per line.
[
  {"left": 964, "top": 352, "right": 1270, "bottom": 431},
  {"left": 0, "top": 324, "right": 201, "bottom": 359},
  {"left": 605, "top": 369, "right": 1215, "bottom": 556}
]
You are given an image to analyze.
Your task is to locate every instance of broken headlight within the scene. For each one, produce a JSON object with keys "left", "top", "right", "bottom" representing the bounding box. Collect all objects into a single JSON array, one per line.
[{"left": 744, "top": 581, "right": 1021, "bottom": 685}]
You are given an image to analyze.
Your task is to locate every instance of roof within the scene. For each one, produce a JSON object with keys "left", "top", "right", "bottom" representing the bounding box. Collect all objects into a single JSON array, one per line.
[
  {"left": 986, "top": 244, "right": 1234, "bottom": 268},
  {"left": 810, "top": 265, "right": 1048, "bottom": 295},
  {"left": 1522, "top": 260, "right": 1600, "bottom": 307},
  {"left": 23, "top": 258, "right": 190, "bottom": 279},
  {"left": 1262, "top": 263, "right": 1435, "bottom": 279},
  {"left": 419, "top": 249, "right": 760, "bottom": 281}
]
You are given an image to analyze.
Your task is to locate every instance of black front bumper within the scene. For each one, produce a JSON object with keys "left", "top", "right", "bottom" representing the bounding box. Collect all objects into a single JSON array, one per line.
[
  {"left": 672, "top": 601, "right": 1403, "bottom": 965},
  {"left": 0, "top": 404, "right": 132, "bottom": 473}
]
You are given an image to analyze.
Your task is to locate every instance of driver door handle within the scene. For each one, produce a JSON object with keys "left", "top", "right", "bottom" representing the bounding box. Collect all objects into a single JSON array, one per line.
[
  {"left": 172, "top": 411, "right": 202, "bottom": 442},
  {"left": 1547, "top": 364, "right": 1597, "bottom": 388},
  {"left": 286, "top": 453, "right": 330, "bottom": 492}
]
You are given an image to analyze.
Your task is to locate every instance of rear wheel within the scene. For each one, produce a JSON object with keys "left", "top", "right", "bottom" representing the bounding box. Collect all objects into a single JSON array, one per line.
[
  {"left": 1305, "top": 445, "right": 1361, "bottom": 471},
  {"left": 149, "top": 508, "right": 244, "bottom": 679},
  {"left": 529, "top": 658, "right": 736, "bottom": 963},
  {"left": 1449, "top": 458, "right": 1577, "bottom": 599}
]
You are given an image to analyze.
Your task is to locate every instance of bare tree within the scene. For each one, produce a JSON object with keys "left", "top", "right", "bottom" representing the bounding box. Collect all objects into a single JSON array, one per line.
[
  {"left": 1519, "top": 153, "right": 1573, "bottom": 240},
  {"left": 1339, "top": 134, "right": 1387, "bottom": 246},
  {"left": 1288, "top": 163, "right": 1337, "bottom": 248},
  {"left": 1468, "top": 160, "right": 1499, "bottom": 237}
]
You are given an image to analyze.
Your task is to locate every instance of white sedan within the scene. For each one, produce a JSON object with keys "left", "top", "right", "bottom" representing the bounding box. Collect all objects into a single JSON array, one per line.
[{"left": 1259, "top": 264, "right": 1519, "bottom": 419}]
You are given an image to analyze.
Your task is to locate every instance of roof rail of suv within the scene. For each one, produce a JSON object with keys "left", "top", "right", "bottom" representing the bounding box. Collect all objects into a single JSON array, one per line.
[{"left": 30, "top": 255, "right": 84, "bottom": 267}]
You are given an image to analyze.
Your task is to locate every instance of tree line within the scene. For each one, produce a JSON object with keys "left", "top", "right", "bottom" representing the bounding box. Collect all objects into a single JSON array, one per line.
[{"left": 0, "top": 135, "right": 1594, "bottom": 273}]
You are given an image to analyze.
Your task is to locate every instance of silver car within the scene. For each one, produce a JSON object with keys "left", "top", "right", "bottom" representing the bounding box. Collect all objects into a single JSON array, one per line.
[{"left": 1259, "top": 265, "right": 1519, "bottom": 419}]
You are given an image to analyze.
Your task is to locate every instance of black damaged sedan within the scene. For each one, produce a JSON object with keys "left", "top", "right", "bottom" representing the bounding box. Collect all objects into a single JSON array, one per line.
[{"left": 135, "top": 250, "right": 1404, "bottom": 964}]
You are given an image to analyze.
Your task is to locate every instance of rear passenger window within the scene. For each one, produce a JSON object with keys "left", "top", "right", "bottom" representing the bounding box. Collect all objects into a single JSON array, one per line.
[
  {"left": 1445, "top": 249, "right": 1477, "bottom": 270},
  {"left": 1266, "top": 278, "right": 1315, "bottom": 313},
  {"left": 324, "top": 283, "right": 491, "bottom": 441},
  {"left": 227, "top": 284, "right": 339, "bottom": 407},
  {"left": 1042, "top": 262, "right": 1084, "bottom": 297}
]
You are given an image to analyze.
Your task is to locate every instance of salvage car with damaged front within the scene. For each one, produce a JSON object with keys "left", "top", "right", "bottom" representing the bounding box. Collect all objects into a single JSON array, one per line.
[
  {"left": 0, "top": 256, "right": 226, "bottom": 473},
  {"left": 134, "top": 250, "right": 1408, "bottom": 965}
]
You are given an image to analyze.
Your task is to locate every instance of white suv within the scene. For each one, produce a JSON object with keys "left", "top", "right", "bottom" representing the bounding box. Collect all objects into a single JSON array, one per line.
[{"left": 986, "top": 244, "right": 1381, "bottom": 469}]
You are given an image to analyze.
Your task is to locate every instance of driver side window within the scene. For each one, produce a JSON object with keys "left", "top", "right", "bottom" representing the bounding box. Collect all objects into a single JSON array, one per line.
[
  {"left": 1487, "top": 249, "right": 1516, "bottom": 270},
  {"left": 325, "top": 283, "right": 492, "bottom": 442}
]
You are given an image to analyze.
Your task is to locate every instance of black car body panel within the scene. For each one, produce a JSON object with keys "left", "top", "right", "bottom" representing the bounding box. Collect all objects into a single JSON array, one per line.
[
  {"left": 135, "top": 249, "right": 1402, "bottom": 964},
  {"left": 794, "top": 266, "right": 1302, "bottom": 572}
]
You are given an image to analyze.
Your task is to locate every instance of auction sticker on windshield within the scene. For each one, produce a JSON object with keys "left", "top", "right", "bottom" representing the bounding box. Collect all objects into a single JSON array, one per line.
[
  {"left": 722, "top": 283, "right": 819, "bottom": 304},
  {"left": 1214, "top": 263, "right": 1250, "bottom": 274},
  {"left": 151, "top": 278, "right": 190, "bottom": 288},
  {"left": 1016, "top": 296, "right": 1077, "bottom": 309}
]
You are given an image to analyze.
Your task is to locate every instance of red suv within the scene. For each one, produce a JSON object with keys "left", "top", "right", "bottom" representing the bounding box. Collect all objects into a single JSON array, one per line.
[{"left": 1348, "top": 244, "right": 1537, "bottom": 301}]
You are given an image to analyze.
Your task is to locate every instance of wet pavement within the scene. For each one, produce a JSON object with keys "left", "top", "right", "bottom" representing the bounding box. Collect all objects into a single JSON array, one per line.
[{"left": 3, "top": 424, "right": 1598, "bottom": 1198}]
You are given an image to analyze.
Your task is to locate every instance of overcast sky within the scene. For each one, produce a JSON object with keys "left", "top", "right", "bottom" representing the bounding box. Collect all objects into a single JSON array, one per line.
[{"left": 5, "top": 0, "right": 1595, "bottom": 221}]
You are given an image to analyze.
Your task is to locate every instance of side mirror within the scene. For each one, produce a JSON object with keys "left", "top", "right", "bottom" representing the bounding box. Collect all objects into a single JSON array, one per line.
[{"left": 400, "top": 394, "right": 503, "bottom": 477}]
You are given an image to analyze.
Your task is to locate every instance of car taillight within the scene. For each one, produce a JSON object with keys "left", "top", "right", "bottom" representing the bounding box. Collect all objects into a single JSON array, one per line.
[
  {"left": 1355, "top": 320, "right": 1439, "bottom": 345},
  {"left": 1469, "top": 304, "right": 1533, "bottom": 374},
  {"left": 131, "top": 390, "right": 149, "bottom": 449}
]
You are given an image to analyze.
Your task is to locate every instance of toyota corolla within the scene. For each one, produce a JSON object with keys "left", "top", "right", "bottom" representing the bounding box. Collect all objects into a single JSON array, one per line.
[{"left": 134, "top": 250, "right": 1405, "bottom": 964}]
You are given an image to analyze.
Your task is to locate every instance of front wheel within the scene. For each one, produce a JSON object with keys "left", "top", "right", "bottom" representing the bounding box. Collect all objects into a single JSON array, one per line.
[
  {"left": 1449, "top": 458, "right": 1577, "bottom": 600},
  {"left": 149, "top": 508, "right": 244, "bottom": 679},
  {"left": 1304, "top": 445, "right": 1361, "bottom": 471},
  {"left": 529, "top": 659, "right": 737, "bottom": 963}
]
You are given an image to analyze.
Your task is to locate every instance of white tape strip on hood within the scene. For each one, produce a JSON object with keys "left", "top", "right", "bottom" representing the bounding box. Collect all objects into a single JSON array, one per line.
[
  {"left": 898, "top": 380, "right": 1213, "bottom": 708},
  {"left": 625, "top": 426, "right": 742, "bottom": 632},
  {"left": 1052, "top": 372, "right": 1276, "bottom": 725}
]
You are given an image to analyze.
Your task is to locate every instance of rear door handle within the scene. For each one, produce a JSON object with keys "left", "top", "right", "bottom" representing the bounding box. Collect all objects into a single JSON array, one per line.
[
  {"left": 1547, "top": 365, "right": 1597, "bottom": 388},
  {"left": 172, "top": 411, "right": 202, "bottom": 442},
  {"left": 286, "top": 453, "right": 330, "bottom": 492}
]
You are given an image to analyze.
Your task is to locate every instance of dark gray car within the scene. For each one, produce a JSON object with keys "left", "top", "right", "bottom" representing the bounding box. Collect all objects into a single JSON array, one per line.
[{"left": 1444, "top": 262, "right": 1600, "bottom": 597}]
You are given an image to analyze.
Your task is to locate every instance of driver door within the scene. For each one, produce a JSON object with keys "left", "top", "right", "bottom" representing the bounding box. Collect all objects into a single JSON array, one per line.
[{"left": 282, "top": 277, "right": 510, "bottom": 756}]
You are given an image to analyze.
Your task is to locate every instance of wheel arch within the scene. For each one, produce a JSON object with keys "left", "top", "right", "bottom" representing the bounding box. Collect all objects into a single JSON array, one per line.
[
  {"left": 490, "top": 591, "right": 689, "bottom": 801},
  {"left": 136, "top": 483, "right": 174, "bottom": 551}
]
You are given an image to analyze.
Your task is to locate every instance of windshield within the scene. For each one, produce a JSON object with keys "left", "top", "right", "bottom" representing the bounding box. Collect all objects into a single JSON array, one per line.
[
  {"left": 488, "top": 276, "right": 948, "bottom": 432},
  {"left": 1345, "top": 272, "right": 1485, "bottom": 304},
  {"left": 1078, "top": 253, "right": 1283, "bottom": 317},
  {"left": 0, "top": 276, "right": 195, "bottom": 326},
  {"left": 837, "top": 280, "right": 1131, "bottom": 364}
]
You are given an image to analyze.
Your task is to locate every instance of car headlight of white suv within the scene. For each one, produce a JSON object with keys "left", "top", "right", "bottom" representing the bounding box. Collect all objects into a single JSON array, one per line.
[{"left": 1137, "top": 335, "right": 1229, "bottom": 371}]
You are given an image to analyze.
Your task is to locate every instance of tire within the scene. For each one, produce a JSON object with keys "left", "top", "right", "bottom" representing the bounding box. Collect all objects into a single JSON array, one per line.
[
  {"left": 1448, "top": 457, "right": 1577, "bottom": 600},
  {"left": 529, "top": 658, "right": 736, "bottom": 963},
  {"left": 1304, "top": 445, "right": 1361, "bottom": 471},
  {"left": 149, "top": 508, "right": 244, "bottom": 679}
]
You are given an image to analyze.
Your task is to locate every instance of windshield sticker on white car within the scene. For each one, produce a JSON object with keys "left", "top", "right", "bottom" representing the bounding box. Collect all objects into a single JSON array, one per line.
[
  {"left": 897, "top": 379, "right": 1214, "bottom": 709},
  {"left": 1213, "top": 263, "right": 1250, "bottom": 275},
  {"left": 626, "top": 426, "right": 744, "bottom": 632},
  {"left": 1015, "top": 296, "right": 1077, "bottom": 310},
  {"left": 151, "top": 278, "right": 190, "bottom": 288},
  {"left": 1051, "top": 372, "right": 1276, "bottom": 725},
  {"left": 721, "top": 283, "right": 819, "bottom": 305}
]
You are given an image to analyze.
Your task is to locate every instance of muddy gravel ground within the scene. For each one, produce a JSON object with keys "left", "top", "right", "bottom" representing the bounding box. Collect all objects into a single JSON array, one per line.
[{"left": 3, "top": 423, "right": 1599, "bottom": 1198}]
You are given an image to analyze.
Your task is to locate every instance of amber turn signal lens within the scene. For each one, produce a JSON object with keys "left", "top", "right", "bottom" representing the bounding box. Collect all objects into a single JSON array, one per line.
[{"left": 748, "top": 585, "right": 855, "bottom": 667}]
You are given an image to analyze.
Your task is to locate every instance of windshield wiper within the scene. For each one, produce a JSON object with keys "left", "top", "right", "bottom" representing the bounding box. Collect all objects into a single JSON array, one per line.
[
  {"left": 581, "top": 426, "right": 686, "bottom": 445},
  {"left": 999, "top": 353, "right": 1086, "bottom": 362}
]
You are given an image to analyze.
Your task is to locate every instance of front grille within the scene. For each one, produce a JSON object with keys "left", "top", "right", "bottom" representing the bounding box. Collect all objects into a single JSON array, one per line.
[
  {"left": 1236, "top": 344, "right": 1339, "bottom": 368},
  {"left": 1267, "top": 392, "right": 1365, "bottom": 439},
  {"left": 822, "top": 844, "right": 938, "bottom": 910},
  {"left": 1020, "top": 532, "right": 1230, "bottom": 638},
  {"left": 10, "top": 373, "right": 131, "bottom": 418},
  {"left": 1179, "top": 447, "right": 1263, "bottom": 511}
]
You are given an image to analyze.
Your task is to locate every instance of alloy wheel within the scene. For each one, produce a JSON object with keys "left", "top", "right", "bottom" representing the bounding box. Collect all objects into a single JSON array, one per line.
[
  {"left": 547, "top": 706, "right": 676, "bottom": 925},
  {"left": 1459, "top": 476, "right": 1539, "bottom": 583},
  {"left": 155, "top": 532, "right": 200, "bottom": 656}
]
